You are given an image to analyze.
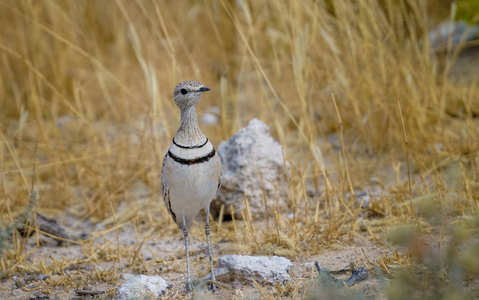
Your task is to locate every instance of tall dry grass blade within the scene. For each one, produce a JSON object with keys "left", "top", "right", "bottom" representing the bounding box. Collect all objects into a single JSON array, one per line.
[
  {"left": 397, "top": 100, "right": 415, "bottom": 220},
  {"left": 209, "top": 214, "right": 237, "bottom": 245},
  {"left": 5, "top": 6, "right": 137, "bottom": 102},
  {"left": 109, "top": 201, "right": 120, "bottom": 264},
  {"left": 331, "top": 94, "right": 354, "bottom": 202},
  {"left": 0, "top": 43, "right": 84, "bottom": 118},
  {"left": 219, "top": 0, "right": 309, "bottom": 143},
  {"left": 0, "top": 133, "right": 28, "bottom": 191}
]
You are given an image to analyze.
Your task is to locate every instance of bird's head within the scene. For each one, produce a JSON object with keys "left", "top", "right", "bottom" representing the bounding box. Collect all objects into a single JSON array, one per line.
[{"left": 173, "top": 80, "right": 210, "bottom": 110}]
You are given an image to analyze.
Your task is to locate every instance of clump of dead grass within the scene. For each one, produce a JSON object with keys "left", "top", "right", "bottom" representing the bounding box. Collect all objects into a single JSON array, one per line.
[{"left": 0, "top": 0, "right": 478, "bottom": 298}]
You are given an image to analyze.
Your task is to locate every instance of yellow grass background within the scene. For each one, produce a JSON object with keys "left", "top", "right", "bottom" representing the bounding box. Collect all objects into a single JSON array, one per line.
[{"left": 0, "top": 0, "right": 478, "bottom": 297}]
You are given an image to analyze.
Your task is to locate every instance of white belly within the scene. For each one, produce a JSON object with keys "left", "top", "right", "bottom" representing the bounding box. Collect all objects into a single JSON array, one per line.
[{"left": 161, "top": 152, "right": 221, "bottom": 228}]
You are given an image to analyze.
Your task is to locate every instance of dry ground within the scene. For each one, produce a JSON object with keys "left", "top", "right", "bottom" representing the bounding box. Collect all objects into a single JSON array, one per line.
[
  {"left": 0, "top": 151, "right": 398, "bottom": 299},
  {"left": 1, "top": 0, "right": 479, "bottom": 299}
]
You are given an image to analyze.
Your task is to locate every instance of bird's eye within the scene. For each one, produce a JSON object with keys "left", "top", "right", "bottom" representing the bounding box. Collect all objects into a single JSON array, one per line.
[{"left": 180, "top": 89, "right": 188, "bottom": 95}]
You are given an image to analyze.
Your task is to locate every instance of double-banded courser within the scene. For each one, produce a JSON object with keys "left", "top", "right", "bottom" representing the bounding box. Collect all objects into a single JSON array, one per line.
[{"left": 161, "top": 80, "right": 222, "bottom": 293}]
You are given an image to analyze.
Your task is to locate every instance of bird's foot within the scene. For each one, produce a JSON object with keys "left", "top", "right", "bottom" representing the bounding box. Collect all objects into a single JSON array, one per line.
[
  {"left": 184, "top": 279, "right": 194, "bottom": 293},
  {"left": 209, "top": 281, "right": 218, "bottom": 293}
]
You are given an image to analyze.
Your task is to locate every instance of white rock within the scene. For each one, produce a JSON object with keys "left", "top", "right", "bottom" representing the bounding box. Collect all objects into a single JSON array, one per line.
[
  {"left": 213, "top": 119, "right": 289, "bottom": 217},
  {"left": 428, "top": 21, "right": 479, "bottom": 48},
  {"left": 117, "top": 275, "right": 168, "bottom": 300},
  {"left": 201, "top": 106, "right": 221, "bottom": 125},
  {"left": 205, "top": 255, "right": 293, "bottom": 285}
]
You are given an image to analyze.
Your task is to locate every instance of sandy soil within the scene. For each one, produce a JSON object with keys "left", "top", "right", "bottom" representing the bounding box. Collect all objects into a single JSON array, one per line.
[{"left": 0, "top": 204, "right": 396, "bottom": 300}]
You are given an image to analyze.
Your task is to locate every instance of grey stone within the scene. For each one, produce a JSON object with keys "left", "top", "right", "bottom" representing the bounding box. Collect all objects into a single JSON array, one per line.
[
  {"left": 117, "top": 275, "right": 168, "bottom": 300},
  {"left": 428, "top": 21, "right": 479, "bottom": 48},
  {"left": 213, "top": 119, "right": 289, "bottom": 218},
  {"left": 37, "top": 274, "right": 50, "bottom": 281},
  {"left": 347, "top": 188, "right": 382, "bottom": 209},
  {"left": 204, "top": 255, "right": 293, "bottom": 285}
]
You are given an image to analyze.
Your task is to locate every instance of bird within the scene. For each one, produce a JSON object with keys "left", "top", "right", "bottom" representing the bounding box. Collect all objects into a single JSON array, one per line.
[{"left": 161, "top": 80, "right": 222, "bottom": 293}]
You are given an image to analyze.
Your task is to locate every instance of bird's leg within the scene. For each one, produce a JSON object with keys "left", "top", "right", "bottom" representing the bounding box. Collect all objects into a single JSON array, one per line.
[
  {"left": 205, "top": 206, "right": 217, "bottom": 292},
  {"left": 182, "top": 212, "right": 193, "bottom": 293}
]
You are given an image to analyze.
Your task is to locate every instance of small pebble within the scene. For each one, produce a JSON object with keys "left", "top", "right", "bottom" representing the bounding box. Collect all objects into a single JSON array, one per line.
[
  {"left": 358, "top": 218, "right": 368, "bottom": 231},
  {"left": 29, "top": 291, "right": 48, "bottom": 300},
  {"left": 26, "top": 283, "right": 37, "bottom": 289},
  {"left": 13, "top": 277, "right": 25, "bottom": 288},
  {"left": 143, "top": 254, "right": 153, "bottom": 261},
  {"left": 38, "top": 274, "right": 50, "bottom": 281},
  {"left": 11, "top": 289, "right": 28, "bottom": 298},
  {"left": 26, "top": 275, "right": 36, "bottom": 281}
]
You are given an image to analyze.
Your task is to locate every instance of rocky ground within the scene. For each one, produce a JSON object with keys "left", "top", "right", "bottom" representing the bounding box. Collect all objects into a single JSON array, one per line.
[{"left": 0, "top": 212, "right": 392, "bottom": 299}]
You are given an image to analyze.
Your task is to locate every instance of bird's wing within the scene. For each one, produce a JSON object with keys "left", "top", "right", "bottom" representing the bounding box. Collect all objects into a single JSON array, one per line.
[
  {"left": 161, "top": 153, "right": 177, "bottom": 224},
  {"left": 215, "top": 153, "right": 222, "bottom": 194},
  {"left": 216, "top": 172, "right": 222, "bottom": 194}
]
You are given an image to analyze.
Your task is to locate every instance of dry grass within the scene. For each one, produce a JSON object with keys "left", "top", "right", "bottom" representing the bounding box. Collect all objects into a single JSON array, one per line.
[{"left": 0, "top": 0, "right": 478, "bottom": 298}]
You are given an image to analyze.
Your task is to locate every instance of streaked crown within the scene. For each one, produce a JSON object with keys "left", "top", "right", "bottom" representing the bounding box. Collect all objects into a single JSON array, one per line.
[{"left": 173, "top": 80, "right": 210, "bottom": 109}]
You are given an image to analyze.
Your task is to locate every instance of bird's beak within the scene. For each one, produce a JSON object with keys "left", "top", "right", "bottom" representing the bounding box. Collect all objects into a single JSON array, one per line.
[{"left": 199, "top": 87, "right": 211, "bottom": 92}]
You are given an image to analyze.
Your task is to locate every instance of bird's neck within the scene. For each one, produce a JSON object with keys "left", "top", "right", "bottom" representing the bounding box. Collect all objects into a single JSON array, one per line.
[{"left": 174, "top": 106, "right": 206, "bottom": 146}]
